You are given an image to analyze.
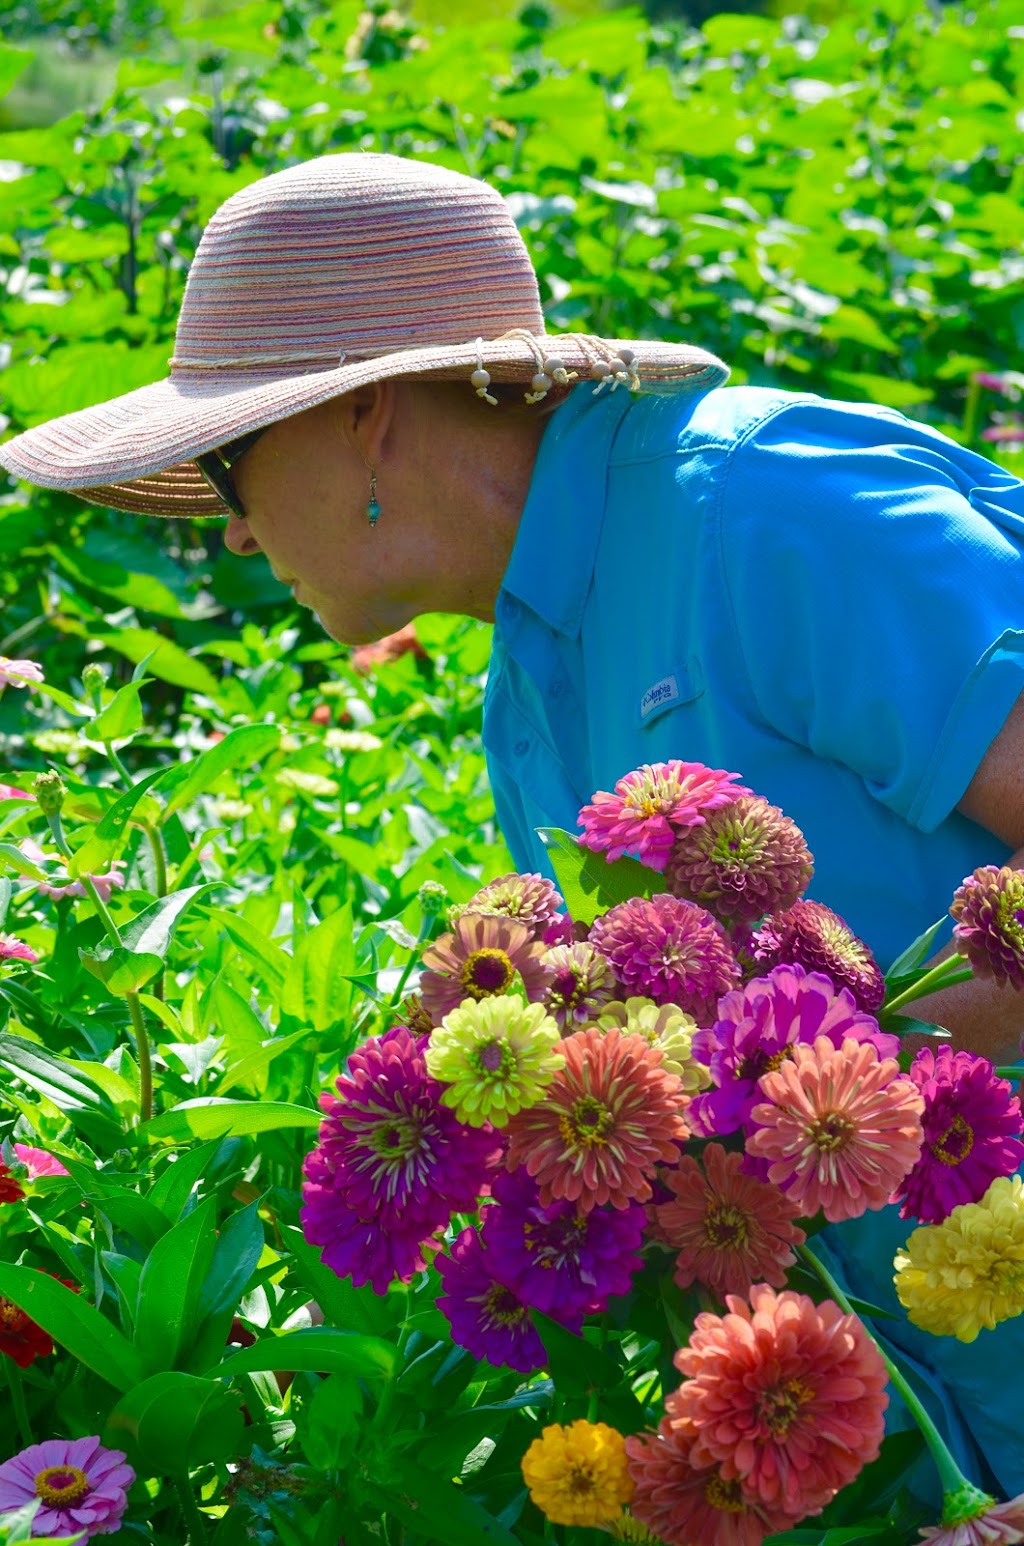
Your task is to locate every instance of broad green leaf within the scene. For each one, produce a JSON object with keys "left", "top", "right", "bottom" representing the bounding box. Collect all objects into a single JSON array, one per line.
[
  {"left": 376, "top": 1455, "right": 522, "bottom": 1546},
  {"left": 207, "top": 909, "right": 289, "bottom": 994},
  {"left": 280, "top": 1224, "right": 393, "bottom": 1338},
  {"left": 135, "top": 1195, "right": 218, "bottom": 1374},
  {"left": 0, "top": 877, "right": 11, "bottom": 929},
  {"left": 885, "top": 916, "right": 949, "bottom": 979},
  {"left": 141, "top": 1099, "right": 320, "bottom": 1145},
  {"left": 537, "top": 826, "right": 666, "bottom": 925},
  {"left": 147, "top": 1142, "right": 222, "bottom": 1222},
  {"left": 78, "top": 946, "right": 162, "bottom": 994},
  {"left": 298, "top": 1373, "right": 362, "bottom": 1471},
  {"left": 212, "top": 1325, "right": 397, "bottom": 1382},
  {"left": 188, "top": 1201, "right": 265, "bottom": 1372},
  {"left": 105, "top": 1370, "right": 244, "bottom": 1472},
  {"left": 95, "top": 628, "right": 220, "bottom": 695},
  {"left": 84, "top": 681, "right": 147, "bottom": 744},
  {"left": 0, "top": 44, "right": 33, "bottom": 100},
  {"left": 94, "top": 764, "right": 170, "bottom": 841},
  {"left": 0, "top": 843, "right": 48, "bottom": 881},
  {"left": 281, "top": 902, "right": 356, "bottom": 1031},
  {"left": 162, "top": 722, "right": 281, "bottom": 816},
  {"left": 26, "top": 680, "right": 94, "bottom": 720},
  {"left": 120, "top": 884, "right": 215, "bottom": 958},
  {"left": 0, "top": 1264, "right": 141, "bottom": 1391}
]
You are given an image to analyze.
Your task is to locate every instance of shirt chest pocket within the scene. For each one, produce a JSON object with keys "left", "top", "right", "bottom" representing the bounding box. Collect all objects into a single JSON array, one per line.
[{"left": 635, "top": 657, "right": 706, "bottom": 732}]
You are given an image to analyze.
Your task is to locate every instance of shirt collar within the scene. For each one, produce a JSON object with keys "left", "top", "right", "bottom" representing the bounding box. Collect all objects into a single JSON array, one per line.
[{"left": 499, "top": 384, "right": 634, "bottom": 638}]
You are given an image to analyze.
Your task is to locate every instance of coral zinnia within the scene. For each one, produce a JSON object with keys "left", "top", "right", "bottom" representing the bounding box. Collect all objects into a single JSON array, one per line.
[
  {"left": 505, "top": 1026, "right": 690, "bottom": 1212},
  {"left": 522, "top": 1420, "right": 634, "bottom": 1527},
  {"left": 917, "top": 1484, "right": 1024, "bottom": 1545},
  {"left": 665, "top": 795, "right": 813, "bottom": 925},
  {"left": 542, "top": 941, "right": 617, "bottom": 1029},
  {"left": 0, "top": 1435, "right": 133, "bottom": 1540},
  {"left": 436, "top": 1226, "right": 547, "bottom": 1372},
  {"left": 672, "top": 1284, "right": 889, "bottom": 1519},
  {"left": 481, "top": 1166, "right": 646, "bottom": 1316},
  {"left": 589, "top": 893, "right": 740, "bottom": 1021},
  {"left": 653, "top": 1143, "right": 805, "bottom": 1298},
  {"left": 625, "top": 1418, "right": 792, "bottom": 1546},
  {"left": 578, "top": 761, "right": 750, "bottom": 871},
  {"left": 425, "top": 996, "right": 565, "bottom": 1126},
  {"left": 418, "top": 912, "right": 552, "bottom": 1023},
  {"left": 688, "top": 963, "right": 897, "bottom": 1142},
  {"left": 597, "top": 997, "right": 710, "bottom": 1092},
  {"left": 894, "top": 1174, "right": 1024, "bottom": 1342},
  {"left": 894, "top": 1046, "right": 1024, "bottom": 1225},
  {"left": 752, "top": 899, "right": 885, "bottom": 1012},
  {"left": 747, "top": 1036, "right": 924, "bottom": 1222},
  {"left": 950, "top": 865, "right": 1024, "bottom": 988},
  {"left": 460, "top": 871, "right": 564, "bottom": 940}
]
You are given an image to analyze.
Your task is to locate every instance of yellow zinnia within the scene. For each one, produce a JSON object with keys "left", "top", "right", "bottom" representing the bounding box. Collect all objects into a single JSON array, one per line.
[
  {"left": 424, "top": 996, "right": 564, "bottom": 1127},
  {"left": 894, "top": 1174, "right": 1024, "bottom": 1342},
  {"left": 521, "top": 1420, "right": 634, "bottom": 1527},
  {"left": 597, "top": 997, "right": 711, "bottom": 1092}
]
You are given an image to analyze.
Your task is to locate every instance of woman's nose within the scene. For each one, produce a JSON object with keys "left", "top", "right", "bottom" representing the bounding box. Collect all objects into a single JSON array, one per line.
[{"left": 223, "top": 512, "right": 261, "bottom": 557}]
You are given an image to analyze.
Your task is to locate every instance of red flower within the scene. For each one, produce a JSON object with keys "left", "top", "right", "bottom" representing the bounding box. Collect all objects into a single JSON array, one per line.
[
  {"left": 0, "top": 1278, "right": 78, "bottom": 1368},
  {"left": 0, "top": 1162, "right": 25, "bottom": 1205}
]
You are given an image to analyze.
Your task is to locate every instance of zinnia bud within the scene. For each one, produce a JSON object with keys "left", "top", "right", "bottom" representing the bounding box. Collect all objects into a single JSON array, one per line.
[
  {"left": 33, "top": 771, "right": 66, "bottom": 816},
  {"left": 81, "top": 662, "right": 108, "bottom": 697}
]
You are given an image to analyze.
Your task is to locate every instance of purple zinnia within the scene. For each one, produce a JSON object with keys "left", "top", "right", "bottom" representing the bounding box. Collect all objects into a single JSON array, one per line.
[
  {"left": 460, "top": 872, "right": 564, "bottom": 941},
  {"left": 688, "top": 962, "right": 899, "bottom": 1144},
  {"left": 588, "top": 893, "right": 740, "bottom": 1022},
  {"left": 950, "top": 865, "right": 1024, "bottom": 989},
  {"left": 481, "top": 1167, "right": 645, "bottom": 1318},
  {"left": 301, "top": 1025, "right": 502, "bottom": 1292},
  {"left": 752, "top": 898, "right": 885, "bottom": 1012},
  {"left": 542, "top": 941, "right": 618, "bottom": 1030},
  {"left": 0, "top": 1436, "right": 133, "bottom": 1539},
  {"left": 893, "top": 1045, "right": 1024, "bottom": 1224},
  {"left": 665, "top": 794, "right": 813, "bottom": 925},
  {"left": 437, "top": 1226, "right": 547, "bottom": 1373}
]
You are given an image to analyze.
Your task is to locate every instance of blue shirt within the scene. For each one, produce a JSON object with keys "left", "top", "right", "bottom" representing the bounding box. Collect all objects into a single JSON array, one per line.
[{"left": 484, "top": 380, "right": 1024, "bottom": 1496}]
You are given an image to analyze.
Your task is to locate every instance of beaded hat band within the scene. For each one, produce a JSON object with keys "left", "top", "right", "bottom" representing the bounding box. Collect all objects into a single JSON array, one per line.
[{"left": 0, "top": 152, "right": 730, "bottom": 518}]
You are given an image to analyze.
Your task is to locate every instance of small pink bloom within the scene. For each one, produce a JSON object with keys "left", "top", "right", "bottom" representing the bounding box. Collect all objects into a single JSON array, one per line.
[
  {"left": 0, "top": 933, "right": 39, "bottom": 964},
  {"left": 0, "top": 657, "right": 44, "bottom": 690},
  {"left": 13, "top": 1144, "right": 70, "bottom": 1179},
  {"left": 0, "top": 1435, "right": 133, "bottom": 1538},
  {"left": 0, "top": 782, "right": 31, "bottom": 801},
  {"left": 918, "top": 1490, "right": 1024, "bottom": 1545}
]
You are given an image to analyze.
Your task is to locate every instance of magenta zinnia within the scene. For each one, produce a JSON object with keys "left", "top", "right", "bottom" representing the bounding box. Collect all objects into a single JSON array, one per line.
[
  {"left": 504, "top": 1026, "right": 690, "bottom": 1212},
  {"left": 0, "top": 933, "right": 39, "bottom": 964},
  {"left": 437, "top": 1225, "right": 547, "bottom": 1373},
  {"left": 589, "top": 893, "right": 740, "bottom": 1021},
  {"left": 418, "top": 912, "right": 552, "bottom": 1024},
  {"left": 747, "top": 1035, "right": 925, "bottom": 1222},
  {"left": 752, "top": 899, "right": 885, "bottom": 1012},
  {"left": 950, "top": 865, "right": 1024, "bottom": 988},
  {"left": 666, "top": 795, "right": 813, "bottom": 924},
  {"left": 0, "top": 1436, "right": 133, "bottom": 1539},
  {"left": 893, "top": 1046, "right": 1024, "bottom": 1224},
  {"left": 578, "top": 761, "right": 750, "bottom": 871}
]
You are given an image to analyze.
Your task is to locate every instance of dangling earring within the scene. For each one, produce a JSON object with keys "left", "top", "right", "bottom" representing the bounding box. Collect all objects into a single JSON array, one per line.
[{"left": 366, "top": 469, "right": 381, "bottom": 528}]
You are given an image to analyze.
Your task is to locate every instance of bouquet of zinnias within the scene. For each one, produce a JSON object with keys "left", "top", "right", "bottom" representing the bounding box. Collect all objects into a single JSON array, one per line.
[{"left": 301, "top": 760, "right": 1024, "bottom": 1546}]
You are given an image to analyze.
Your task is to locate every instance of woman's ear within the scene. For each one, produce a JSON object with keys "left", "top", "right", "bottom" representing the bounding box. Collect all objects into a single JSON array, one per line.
[{"left": 339, "top": 379, "right": 398, "bottom": 469}]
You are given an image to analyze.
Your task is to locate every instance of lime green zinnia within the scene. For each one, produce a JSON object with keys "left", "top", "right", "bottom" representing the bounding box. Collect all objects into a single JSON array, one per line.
[
  {"left": 597, "top": 997, "right": 711, "bottom": 1093},
  {"left": 425, "top": 997, "right": 565, "bottom": 1127}
]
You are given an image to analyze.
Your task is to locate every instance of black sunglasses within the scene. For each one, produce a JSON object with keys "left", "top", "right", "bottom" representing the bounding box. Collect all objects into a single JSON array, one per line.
[{"left": 195, "top": 428, "right": 267, "bottom": 518}]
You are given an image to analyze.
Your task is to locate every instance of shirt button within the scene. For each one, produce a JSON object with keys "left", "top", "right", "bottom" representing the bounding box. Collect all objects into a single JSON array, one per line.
[
  {"left": 513, "top": 738, "right": 530, "bottom": 756},
  {"left": 549, "top": 677, "right": 567, "bottom": 698},
  {"left": 500, "top": 595, "right": 519, "bottom": 621}
]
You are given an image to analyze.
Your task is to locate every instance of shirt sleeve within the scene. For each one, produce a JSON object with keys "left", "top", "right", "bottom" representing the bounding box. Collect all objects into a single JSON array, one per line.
[{"left": 717, "top": 395, "right": 1024, "bottom": 833}]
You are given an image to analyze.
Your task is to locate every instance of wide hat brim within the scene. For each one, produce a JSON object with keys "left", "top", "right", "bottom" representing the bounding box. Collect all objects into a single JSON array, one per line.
[{"left": 0, "top": 333, "right": 730, "bottom": 518}]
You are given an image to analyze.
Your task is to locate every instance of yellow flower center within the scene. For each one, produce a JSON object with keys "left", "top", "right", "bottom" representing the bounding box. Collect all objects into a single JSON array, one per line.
[
  {"left": 35, "top": 1466, "right": 90, "bottom": 1508},
  {"left": 485, "top": 1283, "right": 526, "bottom": 1327},
  {"left": 930, "top": 1114, "right": 974, "bottom": 1167},
  {"left": 559, "top": 1095, "right": 615, "bottom": 1148},
  {"left": 704, "top": 1473, "right": 747, "bottom": 1514},
  {"left": 460, "top": 947, "right": 515, "bottom": 999},
  {"left": 703, "top": 1202, "right": 750, "bottom": 1249},
  {"left": 1, "top": 1298, "right": 25, "bottom": 1328},
  {"left": 757, "top": 1377, "right": 815, "bottom": 1438},
  {"left": 808, "top": 1111, "right": 855, "bottom": 1153}
]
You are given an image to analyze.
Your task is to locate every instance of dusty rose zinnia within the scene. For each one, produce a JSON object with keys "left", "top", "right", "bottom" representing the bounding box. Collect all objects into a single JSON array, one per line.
[
  {"left": 665, "top": 795, "right": 813, "bottom": 924},
  {"left": 542, "top": 941, "right": 618, "bottom": 1029},
  {"left": 578, "top": 761, "right": 750, "bottom": 871},
  {"left": 747, "top": 1036, "right": 925, "bottom": 1222},
  {"left": 505, "top": 1026, "right": 690, "bottom": 1212},
  {"left": 418, "top": 912, "right": 552, "bottom": 1023},
  {"left": 917, "top": 1486, "right": 1024, "bottom": 1546},
  {"left": 673, "top": 1284, "right": 889, "bottom": 1520},
  {"left": 589, "top": 893, "right": 740, "bottom": 1021},
  {"left": 894, "top": 1046, "right": 1024, "bottom": 1225},
  {"left": 0, "top": 1435, "right": 133, "bottom": 1539},
  {"left": 654, "top": 1143, "right": 805, "bottom": 1298},
  {"left": 461, "top": 872, "right": 564, "bottom": 940},
  {"left": 950, "top": 865, "right": 1024, "bottom": 989},
  {"left": 752, "top": 899, "right": 885, "bottom": 1012},
  {"left": 625, "top": 1418, "right": 792, "bottom": 1546}
]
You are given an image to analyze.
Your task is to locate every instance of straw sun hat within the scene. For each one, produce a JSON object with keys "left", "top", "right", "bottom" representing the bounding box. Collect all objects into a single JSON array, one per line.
[{"left": 0, "top": 152, "right": 731, "bottom": 518}]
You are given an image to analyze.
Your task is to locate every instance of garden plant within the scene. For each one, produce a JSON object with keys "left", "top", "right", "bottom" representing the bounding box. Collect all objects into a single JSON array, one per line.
[{"left": 0, "top": 0, "right": 1023, "bottom": 1541}]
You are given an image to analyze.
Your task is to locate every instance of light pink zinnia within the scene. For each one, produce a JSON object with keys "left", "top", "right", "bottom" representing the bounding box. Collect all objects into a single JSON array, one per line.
[
  {"left": 747, "top": 1036, "right": 925, "bottom": 1222},
  {"left": 578, "top": 761, "right": 750, "bottom": 871},
  {"left": 589, "top": 893, "right": 740, "bottom": 1021},
  {"left": 13, "top": 1143, "right": 70, "bottom": 1179},
  {"left": 0, "top": 1435, "right": 133, "bottom": 1538},
  {"left": 0, "top": 656, "right": 44, "bottom": 690},
  {"left": 417, "top": 912, "right": 553, "bottom": 1024},
  {"left": 917, "top": 1489, "right": 1024, "bottom": 1545},
  {"left": 0, "top": 782, "right": 31, "bottom": 801},
  {"left": 673, "top": 1284, "right": 889, "bottom": 1519},
  {"left": 18, "top": 836, "right": 126, "bottom": 903},
  {"left": 0, "top": 933, "right": 39, "bottom": 964}
]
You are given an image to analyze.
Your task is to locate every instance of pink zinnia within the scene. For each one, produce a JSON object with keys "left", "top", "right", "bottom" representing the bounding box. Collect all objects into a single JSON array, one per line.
[
  {"left": 578, "top": 761, "right": 750, "bottom": 871},
  {"left": 504, "top": 1026, "right": 690, "bottom": 1212},
  {"left": 418, "top": 912, "right": 552, "bottom": 1024},
  {"left": 0, "top": 933, "right": 39, "bottom": 964},
  {"left": 665, "top": 795, "right": 813, "bottom": 925},
  {"left": 626, "top": 1417, "right": 792, "bottom": 1546},
  {"left": 654, "top": 1143, "right": 805, "bottom": 1298},
  {"left": 0, "top": 1435, "right": 133, "bottom": 1539},
  {"left": 747, "top": 1036, "right": 925, "bottom": 1222},
  {"left": 0, "top": 782, "right": 31, "bottom": 801},
  {"left": 950, "top": 865, "right": 1024, "bottom": 989},
  {"left": 589, "top": 894, "right": 740, "bottom": 1021},
  {"left": 752, "top": 899, "right": 885, "bottom": 1012},
  {"left": 918, "top": 1488, "right": 1024, "bottom": 1545},
  {"left": 460, "top": 872, "right": 564, "bottom": 941},
  {"left": 13, "top": 1143, "right": 70, "bottom": 1179},
  {"left": 0, "top": 656, "right": 44, "bottom": 690},
  {"left": 673, "top": 1284, "right": 889, "bottom": 1519}
]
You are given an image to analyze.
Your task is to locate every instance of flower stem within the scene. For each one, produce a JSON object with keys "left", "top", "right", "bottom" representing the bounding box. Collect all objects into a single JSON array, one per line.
[
  {"left": 795, "top": 1242, "right": 965, "bottom": 1495},
  {"left": 994, "top": 1067, "right": 1023, "bottom": 1082},
  {"left": 388, "top": 913, "right": 438, "bottom": 1014},
  {"left": 139, "top": 820, "right": 168, "bottom": 898},
  {"left": 175, "top": 1473, "right": 209, "bottom": 1544},
  {"left": 6, "top": 1359, "right": 33, "bottom": 1447},
  {"left": 884, "top": 955, "right": 973, "bottom": 1015}
]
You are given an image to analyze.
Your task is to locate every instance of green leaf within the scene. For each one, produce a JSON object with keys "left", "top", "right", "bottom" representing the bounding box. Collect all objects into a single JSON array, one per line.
[
  {"left": 537, "top": 827, "right": 666, "bottom": 926},
  {"left": 105, "top": 1370, "right": 244, "bottom": 1472},
  {"left": 120, "top": 884, "right": 215, "bottom": 958},
  {"left": 135, "top": 1195, "right": 218, "bottom": 1374},
  {"left": 0, "top": 877, "right": 12, "bottom": 929},
  {"left": 147, "top": 1142, "right": 222, "bottom": 1222},
  {"left": 78, "top": 945, "right": 163, "bottom": 994},
  {"left": 280, "top": 1224, "right": 392, "bottom": 1338},
  {"left": 213, "top": 1325, "right": 397, "bottom": 1382},
  {"left": 162, "top": 722, "right": 281, "bottom": 816},
  {"left": 94, "top": 765, "right": 171, "bottom": 841},
  {"left": 885, "top": 916, "right": 949, "bottom": 979},
  {"left": 281, "top": 902, "right": 356, "bottom": 1032},
  {"left": 0, "top": 1263, "right": 142, "bottom": 1391},
  {"left": 206, "top": 909, "right": 289, "bottom": 995},
  {"left": 375, "top": 1455, "right": 522, "bottom": 1546},
  {"left": 141, "top": 1099, "right": 320, "bottom": 1145},
  {"left": 25, "top": 679, "right": 94, "bottom": 720},
  {"left": 94, "top": 628, "right": 221, "bottom": 695},
  {"left": 0, "top": 842, "right": 49, "bottom": 881},
  {"left": 297, "top": 1372, "right": 363, "bottom": 1470},
  {"left": 189, "top": 1201, "right": 264, "bottom": 1372},
  {"left": 83, "top": 681, "right": 147, "bottom": 744}
]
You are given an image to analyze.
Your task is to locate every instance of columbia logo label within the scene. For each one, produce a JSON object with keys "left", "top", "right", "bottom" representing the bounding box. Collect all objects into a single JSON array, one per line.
[{"left": 640, "top": 675, "right": 680, "bottom": 719}]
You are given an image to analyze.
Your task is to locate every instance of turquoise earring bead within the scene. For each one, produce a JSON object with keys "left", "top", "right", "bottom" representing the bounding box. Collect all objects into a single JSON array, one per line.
[{"left": 367, "top": 469, "right": 380, "bottom": 526}]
